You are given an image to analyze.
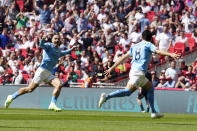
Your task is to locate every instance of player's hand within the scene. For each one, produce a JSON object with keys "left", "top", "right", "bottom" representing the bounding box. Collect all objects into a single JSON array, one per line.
[
  {"left": 104, "top": 68, "right": 112, "bottom": 76},
  {"left": 171, "top": 52, "right": 181, "bottom": 59}
]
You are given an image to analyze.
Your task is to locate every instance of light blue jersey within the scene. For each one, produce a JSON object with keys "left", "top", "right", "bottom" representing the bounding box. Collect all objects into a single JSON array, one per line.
[
  {"left": 130, "top": 40, "right": 157, "bottom": 72},
  {"left": 39, "top": 40, "right": 72, "bottom": 72}
]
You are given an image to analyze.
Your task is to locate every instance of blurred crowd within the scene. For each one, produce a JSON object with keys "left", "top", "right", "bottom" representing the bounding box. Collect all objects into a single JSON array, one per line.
[{"left": 0, "top": 0, "right": 196, "bottom": 90}]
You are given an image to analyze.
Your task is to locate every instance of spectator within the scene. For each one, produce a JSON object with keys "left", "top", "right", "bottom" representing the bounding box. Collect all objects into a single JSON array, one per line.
[
  {"left": 163, "top": 76, "right": 176, "bottom": 88},
  {"left": 67, "top": 66, "right": 79, "bottom": 83},
  {"left": 156, "top": 25, "right": 172, "bottom": 51},
  {"left": 181, "top": 11, "right": 196, "bottom": 33},
  {"left": 16, "top": 12, "right": 28, "bottom": 30},
  {"left": 175, "top": 31, "right": 189, "bottom": 51},
  {"left": 159, "top": 8, "right": 170, "bottom": 22},
  {"left": 0, "top": 28, "right": 10, "bottom": 49},
  {"left": 12, "top": 70, "right": 24, "bottom": 84},
  {"left": 33, "top": 0, "right": 57, "bottom": 29},
  {"left": 165, "top": 61, "right": 181, "bottom": 82},
  {"left": 179, "top": 59, "right": 188, "bottom": 75},
  {"left": 185, "top": 65, "right": 196, "bottom": 81},
  {"left": 151, "top": 71, "right": 159, "bottom": 88},
  {"left": 156, "top": 76, "right": 166, "bottom": 88},
  {"left": 81, "top": 74, "right": 95, "bottom": 88},
  {"left": 175, "top": 76, "right": 190, "bottom": 88},
  {"left": 105, "top": 28, "right": 119, "bottom": 55},
  {"left": 138, "top": 13, "right": 150, "bottom": 32}
]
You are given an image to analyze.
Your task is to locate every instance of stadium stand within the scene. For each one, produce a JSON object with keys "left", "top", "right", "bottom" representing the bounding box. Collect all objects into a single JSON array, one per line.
[{"left": 0, "top": 0, "right": 196, "bottom": 90}]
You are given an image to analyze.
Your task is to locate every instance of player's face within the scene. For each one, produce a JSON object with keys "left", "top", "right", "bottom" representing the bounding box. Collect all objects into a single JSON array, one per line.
[{"left": 52, "top": 35, "right": 60, "bottom": 47}]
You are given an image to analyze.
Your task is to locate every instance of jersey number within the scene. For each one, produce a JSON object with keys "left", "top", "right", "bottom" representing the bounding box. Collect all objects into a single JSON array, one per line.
[{"left": 135, "top": 48, "right": 141, "bottom": 61}]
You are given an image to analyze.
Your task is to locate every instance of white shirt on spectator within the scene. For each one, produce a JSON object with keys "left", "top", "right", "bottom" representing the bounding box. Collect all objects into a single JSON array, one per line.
[
  {"left": 141, "top": 6, "right": 151, "bottom": 13},
  {"left": 23, "top": 64, "right": 34, "bottom": 74},
  {"left": 182, "top": 15, "right": 195, "bottom": 33},
  {"left": 156, "top": 32, "right": 172, "bottom": 51},
  {"left": 135, "top": 12, "right": 144, "bottom": 21},
  {"left": 81, "top": 56, "right": 88, "bottom": 65},
  {"left": 128, "top": 31, "right": 142, "bottom": 43},
  {"left": 97, "top": 13, "right": 106, "bottom": 22},
  {"left": 119, "top": 37, "right": 130, "bottom": 51},
  {"left": 24, "top": 41, "right": 34, "bottom": 49},
  {"left": 93, "top": 4, "right": 100, "bottom": 14},
  {"left": 165, "top": 67, "right": 181, "bottom": 82},
  {"left": 96, "top": 45, "right": 105, "bottom": 56}
]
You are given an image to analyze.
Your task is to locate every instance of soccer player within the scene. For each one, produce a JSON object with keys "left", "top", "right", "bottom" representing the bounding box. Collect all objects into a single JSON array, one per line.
[
  {"left": 98, "top": 30, "right": 180, "bottom": 118},
  {"left": 4, "top": 34, "right": 76, "bottom": 111}
]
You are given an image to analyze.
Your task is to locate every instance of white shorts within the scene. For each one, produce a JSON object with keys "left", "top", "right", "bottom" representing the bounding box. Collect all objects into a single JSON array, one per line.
[
  {"left": 32, "top": 67, "right": 56, "bottom": 84},
  {"left": 128, "top": 69, "right": 149, "bottom": 87}
]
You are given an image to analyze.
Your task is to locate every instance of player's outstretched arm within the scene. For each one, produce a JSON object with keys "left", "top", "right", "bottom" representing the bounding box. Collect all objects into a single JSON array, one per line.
[
  {"left": 105, "top": 51, "right": 130, "bottom": 76},
  {"left": 155, "top": 50, "right": 181, "bottom": 60},
  {"left": 60, "top": 45, "right": 77, "bottom": 56}
]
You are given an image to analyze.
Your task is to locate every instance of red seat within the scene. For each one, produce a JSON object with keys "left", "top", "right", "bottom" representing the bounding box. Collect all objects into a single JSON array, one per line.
[
  {"left": 21, "top": 49, "right": 27, "bottom": 57},
  {"left": 16, "top": 0, "right": 24, "bottom": 11},
  {"left": 169, "top": 46, "right": 175, "bottom": 53},
  {"left": 115, "top": 68, "right": 120, "bottom": 76},
  {"left": 188, "top": 38, "right": 196, "bottom": 50},
  {"left": 174, "top": 42, "right": 185, "bottom": 53},
  {"left": 22, "top": 74, "right": 29, "bottom": 83},
  {"left": 75, "top": 70, "right": 81, "bottom": 77},
  {"left": 184, "top": 33, "right": 192, "bottom": 38},
  {"left": 124, "top": 63, "right": 131, "bottom": 72},
  {"left": 77, "top": 79, "right": 84, "bottom": 83},
  {"left": 71, "top": 51, "right": 77, "bottom": 59}
]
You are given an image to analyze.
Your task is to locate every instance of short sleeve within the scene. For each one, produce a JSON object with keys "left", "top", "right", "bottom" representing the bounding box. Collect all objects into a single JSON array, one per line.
[{"left": 148, "top": 42, "right": 157, "bottom": 53}]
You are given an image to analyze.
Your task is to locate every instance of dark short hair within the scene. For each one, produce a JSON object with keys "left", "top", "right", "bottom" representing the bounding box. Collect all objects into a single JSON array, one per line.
[{"left": 142, "top": 30, "right": 152, "bottom": 42}]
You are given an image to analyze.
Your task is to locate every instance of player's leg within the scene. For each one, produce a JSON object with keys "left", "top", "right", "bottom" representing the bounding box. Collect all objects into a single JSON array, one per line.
[
  {"left": 143, "top": 81, "right": 163, "bottom": 118},
  {"left": 98, "top": 82, "right": 137, "bottom": 108},
  {"left": 4, "top": 81, "right": 39, "bottom": 108},
  {"left": 48, "top": 78, "right": 63, "bottom": 111},
  {"left": 136, "top": 96, "right": 145, "bottom": 113},
  {"left": 144, "top": 92, "right": 150, "bottom": 112},
  {"left": 147, "top": 86, "right": 156, "bottom": 113}
]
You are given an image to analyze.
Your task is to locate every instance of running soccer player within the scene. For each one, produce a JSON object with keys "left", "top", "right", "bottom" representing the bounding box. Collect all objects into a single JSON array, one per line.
[
  {"left": 4, "top": 34, "right": 76, "bottom": 111},
  {"left": 98, "top": 30, "right": 180, "bottom": 118}
]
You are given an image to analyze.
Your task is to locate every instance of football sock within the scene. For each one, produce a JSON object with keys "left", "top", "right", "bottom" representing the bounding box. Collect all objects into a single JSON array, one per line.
[
  {"left": 147, "top": 87, "right": 156, "bottom": 113},
  {"left": 140, "top": 105, "right": 144, "bottom": 111},
  {"left": 12, "top": 91, "right": 20, "bottom": 99},
  {"left": 51, "top": 96, "right": 57, "bottom": 104},
  {"left": 147, "top": 107, "right": 150, "bottom": 112},
  {"left": 106, "top": 88, "right": 131, "bottom": 100}
]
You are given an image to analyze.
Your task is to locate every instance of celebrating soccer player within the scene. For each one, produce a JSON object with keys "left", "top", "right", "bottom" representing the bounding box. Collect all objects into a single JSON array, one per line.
[
  {"left": 98, "top": 30, "right": 181, "bottom": 118},
  {"left": 4, "top": 34, "right": 76, "bottom": 111}
]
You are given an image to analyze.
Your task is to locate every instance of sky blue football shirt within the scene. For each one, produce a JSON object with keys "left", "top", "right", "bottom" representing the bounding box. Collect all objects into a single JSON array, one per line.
[
  {"left": 39, "top": 40, "right": 72, "bottom": 72},
  {"left": 130, "top": 40, "right": 157, "bottom": 73}
]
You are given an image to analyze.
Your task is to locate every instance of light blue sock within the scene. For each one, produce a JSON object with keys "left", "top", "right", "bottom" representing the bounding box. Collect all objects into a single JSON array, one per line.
[
  {"left": 51, "top": 96, "right": 57, "bottom": 104},
  {"left": 106, "top": 88, "right": 131, "bottom": 100},
  {"left": 12, "top": 91, "right": 20, "bottom": 99}
]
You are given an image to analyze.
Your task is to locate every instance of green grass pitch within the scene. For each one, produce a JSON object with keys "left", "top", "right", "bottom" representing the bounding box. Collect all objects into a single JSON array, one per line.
[{"left": 0, "top": 108, "right": 197, "bottom": 131}]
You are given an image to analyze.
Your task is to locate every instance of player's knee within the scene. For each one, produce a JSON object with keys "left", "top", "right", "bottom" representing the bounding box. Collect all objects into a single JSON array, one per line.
[
  {"left": 56, "top": 83, "right": 63, "bottom": 89},
  {"left": 26, "top": 88, "right": 34, "bottom": 93}
]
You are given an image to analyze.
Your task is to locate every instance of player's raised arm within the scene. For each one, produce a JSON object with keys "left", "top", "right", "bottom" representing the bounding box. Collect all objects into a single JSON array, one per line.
[
  {"left": 60, "top": 45, "right": 77, "bottom": 56},
  {"left": 155, "top": 50, "right": 181, "bottom": 60},
  {"left": 105, "top": 51, "right": 130, "bottom": 76},
  {"left": 39, "top": 35, "right": 50, "bottom": 49}
]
